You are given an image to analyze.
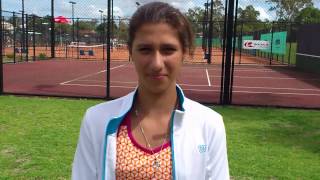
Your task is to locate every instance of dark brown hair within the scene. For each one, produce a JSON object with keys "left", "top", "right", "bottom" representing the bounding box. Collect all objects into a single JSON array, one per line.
[{"left": 128, "top": 2, "right": 194, "bottom": 55}]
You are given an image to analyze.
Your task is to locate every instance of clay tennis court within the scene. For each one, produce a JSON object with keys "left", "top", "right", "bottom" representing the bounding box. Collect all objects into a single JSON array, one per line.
[
  {"left": 3, "top": 59, "right": 320, "bottom": 108},
  {"left": 4, "top": 46, "right": 281, "bottom": 65}
]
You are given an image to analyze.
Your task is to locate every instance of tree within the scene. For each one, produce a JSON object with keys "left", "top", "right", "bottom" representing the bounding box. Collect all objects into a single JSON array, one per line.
[
  {"left": 266, "top": 0, "right": 313, "bottom": 21},
  {"left": 185, "top": 0, "right": 224, "bottom": 36},
  {"left": 238, "top": 5, "right": 260, "bottom": 22},
  {"left": 237, "top": 5, "right": 265, "bottom": 33},
  {"left": 295, "top": 7, "right": 320, "bottom": 24},
  {"left": 185, "top": 7, "right": 205, "bottom": 34}
]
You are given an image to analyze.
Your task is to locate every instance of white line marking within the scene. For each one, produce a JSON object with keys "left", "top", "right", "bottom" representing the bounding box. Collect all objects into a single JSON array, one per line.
[
  {"left": 206, "top": 68, "right": 211, "bottom": 86},
  {"left": 209, "top": 75, "right": 320, "bottom": 81},
  {"left": 60, "top": 64, "right": 126, "bottom": 85},
  {"left": 232, "top": 86, "right": 320, "bottom": 92},
  {"left": 233, "top": 91, "right": 320, "bottom": 96},
  {"left": 296, "top": 53, "right": 320, "bottom": 59},
  {"left": 60, "top": 83, "right": 320, "bottom": 96}
]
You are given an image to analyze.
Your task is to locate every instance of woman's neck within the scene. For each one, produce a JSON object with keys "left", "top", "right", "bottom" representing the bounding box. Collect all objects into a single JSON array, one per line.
[{"left": 136, "top": 85, "right": 178, "bottom": 116}]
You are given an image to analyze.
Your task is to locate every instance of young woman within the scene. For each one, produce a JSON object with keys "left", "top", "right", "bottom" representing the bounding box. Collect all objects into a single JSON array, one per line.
[{"left": 72, "top": 2, "right": 229, "bottom": 179}]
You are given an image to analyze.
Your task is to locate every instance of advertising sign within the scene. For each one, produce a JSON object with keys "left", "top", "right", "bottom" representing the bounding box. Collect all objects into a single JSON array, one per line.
[{"left": 242, "top": 40, "right": 270, "bottom": 50}]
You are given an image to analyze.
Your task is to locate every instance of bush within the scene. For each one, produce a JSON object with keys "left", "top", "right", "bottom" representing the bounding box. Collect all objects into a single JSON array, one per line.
[
  {"left": 6, "top": 54, "right": 14, "bottom": 59},
  {"left": 38, "top": 53, "right": 47, "bottom": 60}
]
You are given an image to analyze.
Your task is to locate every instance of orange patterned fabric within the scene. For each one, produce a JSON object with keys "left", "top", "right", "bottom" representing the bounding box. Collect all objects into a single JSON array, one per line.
[{"left": 116, "top": 115, "right": 172, "bottom": 179}]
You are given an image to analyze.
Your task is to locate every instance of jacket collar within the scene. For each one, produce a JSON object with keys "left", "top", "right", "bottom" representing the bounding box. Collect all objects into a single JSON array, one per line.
[{"left": 106, "top": 84, "right": 186, "bottom": 135}]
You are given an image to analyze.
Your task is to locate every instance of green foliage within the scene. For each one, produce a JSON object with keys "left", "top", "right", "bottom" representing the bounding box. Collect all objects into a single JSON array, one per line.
[
  {"left": 266, "top": 0, "right": 313, "bottom": 21},
  {"left": 295, "top": 7, "right": 320, "bottom": 24},
  {"left": 6, "top": 54, "right": 14, "bottom": 59},
  {"left": 236, "top": 6, "right": 265, "bottom": 33},
  {"left": 238, "top": 5, "right": 260, "bottom": 22},
  {"left": 38, "top": 53, "right": 47, "bottom": 60},
  {"left": 185, "top": 0, "right": 224, "bottom": 37}
]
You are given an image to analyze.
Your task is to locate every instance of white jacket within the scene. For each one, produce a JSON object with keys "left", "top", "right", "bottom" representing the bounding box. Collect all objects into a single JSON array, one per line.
[{"left": 72, "top": 85, "right": 229, "bottom": 180}]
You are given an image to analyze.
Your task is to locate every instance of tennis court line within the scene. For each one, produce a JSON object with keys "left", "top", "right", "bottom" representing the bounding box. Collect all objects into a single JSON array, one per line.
[
  {"left": 60, "top": 64, "right": 127, "bottom": 85},
  {"left": 209, "top": 75, "right": 320, "bottom": 81},
  {"left": 206, "top": 68, "right": 211, "bottom": 86},
  {"left": 296, "top": 53, "right": 320, "bottom": 59}
]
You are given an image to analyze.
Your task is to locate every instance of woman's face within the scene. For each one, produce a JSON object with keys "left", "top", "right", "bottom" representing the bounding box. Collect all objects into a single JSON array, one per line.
[{"left": 131, "top": 23, "right": 185, "bottom": 94}]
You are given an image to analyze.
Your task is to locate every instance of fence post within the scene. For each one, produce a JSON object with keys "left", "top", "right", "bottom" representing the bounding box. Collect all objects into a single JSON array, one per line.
[
  {"left": 288, "top": 22, "right": 292, "bottom": 65},
  {"left": 106, "top": 0, "right": 111, "bottom": 99},
  {"left": 25, "top": 14, "right": 29, "bottom": 62},
  {"left": 222, "top": 0, "right": 236, "bottom": 105},
  {"left": 230, "top": 0, "right": 239, "bottom": 104},
  {"left": 51, "top": 0, "right": 55, "bottom": 58},
  {"left": 207, "top": 0, "right": 214, "bottom": 64},
  {"left": 269, "top": 21, "right": 274, "bottom": 65},
  {"left": 77, "top": 18, "right": 79, "bottom": 59},
  {"left": 33, "top": 15, "right": 36, "bottom": 61},
  {"left": 219, "top": 0, "right": 229, "bottom": 104},
  {"left": 239, "top": 21, "right": 243, "bottom": 64},
  {"left": 103, "top": 17, "right": 106, "bottom": 61},
  {"left": 0, "top": 0, "right": 3, "bottom": 94},
  {"left": 13, "top": 11, "right": 16, "bottom": 63}
]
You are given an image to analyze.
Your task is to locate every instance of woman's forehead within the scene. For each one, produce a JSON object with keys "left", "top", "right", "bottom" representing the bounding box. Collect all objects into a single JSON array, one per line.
[{"left": 133, "top": 23, "right": 181, "bottom": 44}]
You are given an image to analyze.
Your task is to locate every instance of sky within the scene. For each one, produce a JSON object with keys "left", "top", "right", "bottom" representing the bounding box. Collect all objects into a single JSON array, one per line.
[{"left": 2, "top": 0, "right": 320, "bottom": 21}]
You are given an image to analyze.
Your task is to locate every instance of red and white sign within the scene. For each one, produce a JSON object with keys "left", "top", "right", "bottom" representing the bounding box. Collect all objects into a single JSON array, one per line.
[{"left": 242, "top": 40, "right": 269, "bottom": 50}]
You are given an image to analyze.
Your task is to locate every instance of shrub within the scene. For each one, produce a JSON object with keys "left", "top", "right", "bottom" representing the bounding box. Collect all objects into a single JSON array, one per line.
[{"left": 38, "top": 53, "right": 47, "bottom": 60}]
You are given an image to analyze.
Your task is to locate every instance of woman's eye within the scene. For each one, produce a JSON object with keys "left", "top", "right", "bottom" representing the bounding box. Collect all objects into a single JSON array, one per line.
[
  {"left": 138, "top": 48, "right": 151, "bottom": 53},
  {"left": 162, "top": 48, "right": 176, "bottom": 54}
]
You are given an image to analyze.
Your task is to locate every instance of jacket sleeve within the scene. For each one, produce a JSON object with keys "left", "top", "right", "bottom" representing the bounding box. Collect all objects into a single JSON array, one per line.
[
  {"left": 72, "top": 111, "right": 98, "bottom": 180},
  {"left": 206, "top": 115, "right": 230, "bottom": 180}
]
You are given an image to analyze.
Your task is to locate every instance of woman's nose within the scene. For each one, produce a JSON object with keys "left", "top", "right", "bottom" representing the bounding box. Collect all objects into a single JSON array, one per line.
[{"left": 150, "top": 51, "right": 164, "bottom": 71}]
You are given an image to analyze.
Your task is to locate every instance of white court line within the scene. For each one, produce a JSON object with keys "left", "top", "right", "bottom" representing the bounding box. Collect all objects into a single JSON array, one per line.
[
  {"left": 61, "top": 79, "right": 320, "bottom": 92},
  {"left": 60, "top": 64, "right": 127, "bottom": 85},
  {"left": 208, "top": 75, "right": 320, "bottom": 81},
  {"left": 206, "top": 68, "right": 211, "bottom": 86},
  {"left": 233, "top": 91, "right": 320, "bottom": 96},
  {"left": 60, "top": 82, "right": 320, "bottom": 96},
  {"left": 296, "top": 53, "right": 320, "bottom": 59}
]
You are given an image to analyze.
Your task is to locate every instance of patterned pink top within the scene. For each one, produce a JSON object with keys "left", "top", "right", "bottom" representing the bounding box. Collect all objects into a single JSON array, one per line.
[{"left": 116, "top": 114, "right": 172, "bottom": 179}]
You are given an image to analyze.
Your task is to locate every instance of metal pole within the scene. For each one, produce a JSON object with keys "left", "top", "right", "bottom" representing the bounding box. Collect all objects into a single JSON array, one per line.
[
  {"left": 25, "top": 14, "right": 29, "bottom": 62},
  {"left": 229, "top": 0, "right": 239, "bottom": 104},
  {"left": 239, "top": 21, "right": 243, "bottom": 64},
  {"left": 288, "top": 22, "right": 292, "bottom": 65},
  {"left": 22, "top": 0, "right": 25, "bottom": 52},
  {"left": 219, "top": 0, "right": 228, "bottom": 104},
  {"left": 33, "top": 15, "right": 36, "bottom": 61},
  {"left": 223, "top": 0, "right": 235, "bottom": 105},
  {"left": 207, "top": 0, "right": 214, "bottom": 64},
  {"left": 69, "top": 1, "right": 76, "bottom": 42},
  {"left": 0, "top": 0, "right": 3, "bottom": 94},
  {"left": 51, "top": 0, "right": 55, "bottom": 58},
  {"left": 13, "top": 12, "right": 16, "bottom": 63},
  {"left": 103, "top": 17, "right": 105, "bottom": 60},
  {"left": 107, "top": 0, "right": 111, "bottom": 99},
  {"left": 111, "top": 0, "right": 114, "bottom": 50},
  {"left": 269, "top": 21, "right": 274, "bottom": 65},
  {"left": 77, "top": 18, "right": 79, "bottom": 59}
]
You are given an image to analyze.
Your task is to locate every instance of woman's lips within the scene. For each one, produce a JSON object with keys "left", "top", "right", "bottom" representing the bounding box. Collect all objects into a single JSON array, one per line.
[{"left": 150, "top": 74, "right": 167, "bottom": 80}]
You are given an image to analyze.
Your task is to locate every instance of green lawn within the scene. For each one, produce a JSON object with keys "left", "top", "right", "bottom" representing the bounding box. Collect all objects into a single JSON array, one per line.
[{"left": 0, "top": 96, "right": 319, "bottom": 179}]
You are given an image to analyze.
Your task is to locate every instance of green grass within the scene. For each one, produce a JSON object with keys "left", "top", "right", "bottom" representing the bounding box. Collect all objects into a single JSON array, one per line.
[{"left": 1, "top": 96, "right": 319, "bottom": 179}]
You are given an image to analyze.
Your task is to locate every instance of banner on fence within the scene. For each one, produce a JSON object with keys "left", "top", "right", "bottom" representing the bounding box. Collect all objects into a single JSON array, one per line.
[
  {"left": 242, "top": 40, "right": 270, "bottom": 50},
  {"left": 260, "top": 31, "right": 287, "bottom": 55}
]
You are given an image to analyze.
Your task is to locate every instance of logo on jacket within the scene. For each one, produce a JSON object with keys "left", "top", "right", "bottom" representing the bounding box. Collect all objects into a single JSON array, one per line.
[{"left": 198, "top": 145, "right": 207, "bottom": 153}]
